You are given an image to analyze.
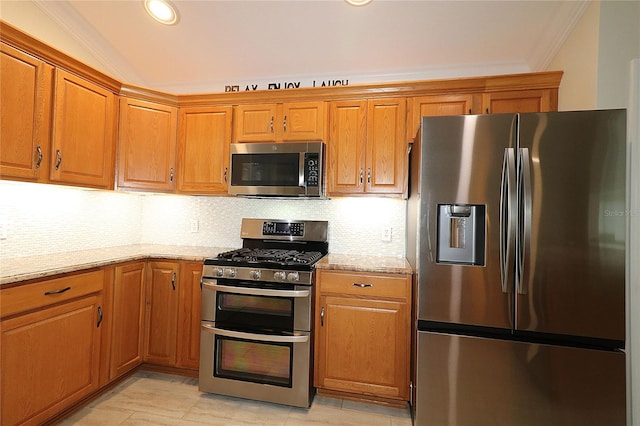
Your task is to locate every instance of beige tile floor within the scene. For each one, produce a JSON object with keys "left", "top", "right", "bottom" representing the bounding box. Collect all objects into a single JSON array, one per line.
[{"left": 59, "top": 371, "right": 413, "bottom": 426}]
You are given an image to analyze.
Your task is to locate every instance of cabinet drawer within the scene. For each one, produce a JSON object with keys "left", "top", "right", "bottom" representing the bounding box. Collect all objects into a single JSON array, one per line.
[
  {"left": 0, "top": 269, "right": 104, "bottom": 318},
  {"left": 317, "top": 270, "right": 410, "bottom": 300}
]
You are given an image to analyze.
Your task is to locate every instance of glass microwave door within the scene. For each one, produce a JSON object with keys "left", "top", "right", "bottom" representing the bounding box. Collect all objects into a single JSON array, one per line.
[{"left": 231, "top": 153, "right": 301, "bottom": 187}]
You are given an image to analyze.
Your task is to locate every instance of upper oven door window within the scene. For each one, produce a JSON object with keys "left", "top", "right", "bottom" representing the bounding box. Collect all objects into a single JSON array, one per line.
[{"left": 209, "top": 280, "right": 311, "bottom": 332}]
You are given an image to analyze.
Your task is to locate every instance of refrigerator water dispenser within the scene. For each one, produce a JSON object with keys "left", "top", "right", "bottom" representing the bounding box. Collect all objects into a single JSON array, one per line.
[{"left": 436, "top": 204, "right": 486, "bottom": 265}]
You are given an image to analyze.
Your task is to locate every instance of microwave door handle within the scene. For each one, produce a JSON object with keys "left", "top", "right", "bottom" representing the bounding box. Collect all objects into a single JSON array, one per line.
[
  {"left": 201, "top": 324, "right": 309, "bottom": 343},
  {"left": 202, "top": 281, "right": 310, "bottom": 298},
  {"left": 299, "top": 152, "right": 306, "bottom": 187}
]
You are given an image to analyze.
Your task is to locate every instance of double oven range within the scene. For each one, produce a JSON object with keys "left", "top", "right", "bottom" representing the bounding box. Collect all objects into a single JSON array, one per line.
[{"left": 199, "top": 218, "right": 328, "bottom": 408}]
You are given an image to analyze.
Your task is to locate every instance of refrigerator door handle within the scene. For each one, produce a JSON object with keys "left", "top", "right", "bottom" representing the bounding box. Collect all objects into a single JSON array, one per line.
[
  {"left": 500, "top": 148, "right": 516, "bottom": 293},
  {"left": 517, "top": 148, "right": 532, "bottom": 294}
]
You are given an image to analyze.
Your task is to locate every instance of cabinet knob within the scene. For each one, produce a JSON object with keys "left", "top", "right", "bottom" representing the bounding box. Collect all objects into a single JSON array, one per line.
[
  {"left": 283, "top": 115, "right": 287, "bottom": 133},
  {"left": 171, "top": 272, "right": 176, "bottom": 290},
  {"left": 270, "top": 117, "right": 274, "bottom": 133},
  {"left": 170, "top": 167, "right": 174, "bottom": 183},
  {"left": 97, "top": 306, "right": 103, "bottom": 328},
  {"left": 223, "top": 167, "right": 228, "bottom": 183},
  {"left": 367, "top": 168, "right": 371, "bottom": 184},
  {"left": 359, "top": 169, "right": 364, "bottom": 185},
  {"left": 320, "top": 306, "right": 325, "bottom": 327}
]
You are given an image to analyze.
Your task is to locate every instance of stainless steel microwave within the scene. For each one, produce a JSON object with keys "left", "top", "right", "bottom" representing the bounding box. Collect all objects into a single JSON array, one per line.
[{"left": 229, "top": 142, "right": 324, "bottom": 197}]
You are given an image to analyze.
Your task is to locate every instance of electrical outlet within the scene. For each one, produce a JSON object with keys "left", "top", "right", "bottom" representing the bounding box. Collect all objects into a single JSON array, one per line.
[
  {"left": 381, "top": 226, "right": 392, "bottom": 242},
  {"left": 190, "top": 219, "right": 199, "bottom": 233}
]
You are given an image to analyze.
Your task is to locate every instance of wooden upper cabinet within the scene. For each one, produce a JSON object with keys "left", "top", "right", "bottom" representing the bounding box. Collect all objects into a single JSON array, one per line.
[
  {"left": 0, "top": 43, "right": 53, "bottom": 182},
  {"left": 327, "top": 98, "right": 406, "bottom": 197},
  {"left": 233, "top": 101, "right": 327, "bottom": 143},
  {"left": 117, "top": 98, "right": 178, "bottom": 192},
  {"left": 50, "top": 69, "right": 117, "bottom": 189},
  {"left": 327, "top": 100, "right": 367, "bottom": 195},
  {"left": 177, "top": 106, "right": 232, "bottom": 194},
  {"left": 366, "top": 98, "right": 407, "bottom": 195},
  {"left": 407, "top": 94, "right": 477, "bottom": 141},
  {"left": 482, "top": 89, "right": 555, "bottom": 114}
]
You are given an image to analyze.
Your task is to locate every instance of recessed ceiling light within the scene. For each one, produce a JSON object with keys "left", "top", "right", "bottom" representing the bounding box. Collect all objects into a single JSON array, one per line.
[
  {"left": 144, "top": 0, "right": 179, "bottom": 25},
  {"left": 345, "top": 0, "right": 373, "bottom": 6}
]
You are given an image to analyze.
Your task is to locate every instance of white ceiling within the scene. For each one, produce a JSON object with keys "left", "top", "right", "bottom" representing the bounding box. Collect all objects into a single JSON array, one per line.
[{"left": 33, "top": 0, "right": 588, "bottom": 94}]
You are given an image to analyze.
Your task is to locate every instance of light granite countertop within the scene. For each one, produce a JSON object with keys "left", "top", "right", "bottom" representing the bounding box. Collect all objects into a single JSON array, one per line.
[
  {"left": 0, "top": 244, "right": 234, "bottom": 286},
  {"left": 1, "top": 246, "right": 413, "bottom": 286},
  {"left": 315, "top": 253, "right": 412, "bottom": 275}
]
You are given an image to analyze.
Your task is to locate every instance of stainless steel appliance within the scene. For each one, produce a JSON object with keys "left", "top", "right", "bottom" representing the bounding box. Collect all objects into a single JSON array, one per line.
[
  {"left": 407, "top": 110, "right": 627, "bottom": 425},
  {"left": 229, "top": 142, "right": 324, "bottom": 197},
  {"left": 199, "top": 218, "right": 328, "bottom": 408}
]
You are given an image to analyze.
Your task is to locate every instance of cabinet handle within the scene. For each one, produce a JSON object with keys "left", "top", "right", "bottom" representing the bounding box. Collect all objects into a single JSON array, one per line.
[
  {"left": 35, "top": 145, "right": 43, "bottom": 169},
  {"left": 97, "top": 306, "right": 103, "bottom": 328},
  {"left": 171, "top": 272, "right": 176, "bottom": 290},
  {"left": 353, "top": 283, "right": 373, "bottom": 288},
  {"left": 44, "top": 286, "right": 71, "bottom": 296},
  {"left": 283, "top": 115, "right": 287, "bottom": 133},
  {"left": 359, "top": 169, "right": 364, "bottom": 185},
  {"left": 320, "top": 306, "right": 325, "bottom": 327},
  {"left": 468, "top": 109, "right": 472, "bottom": 115},
  {"left": 367, "top": 168, "right": 371, "bottom": 184},
  {"left": 55, "top": 149, "right": 62, "bottom": 170},
  {"left": 270, "top": 116, "right": 274, "bottom": 133},
  {"left": 169, "top": 168, "right": 174, "bottom": 183},
  {"left": 223, "top": 167, "right": 228, "bottom": 183},
  {"left": 486, "top": 108, "right": 490, "bottom": 114}
]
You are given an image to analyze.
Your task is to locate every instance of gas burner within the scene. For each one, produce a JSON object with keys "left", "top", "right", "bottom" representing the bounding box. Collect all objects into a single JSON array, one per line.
[{"left": 217, "top": 248, "right": 323, "bottom": 267}]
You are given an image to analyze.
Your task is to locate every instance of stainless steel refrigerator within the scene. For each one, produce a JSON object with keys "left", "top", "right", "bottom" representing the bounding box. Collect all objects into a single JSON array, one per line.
[{"left": 406, "top": 110, "right": 627, "bottom": 426}]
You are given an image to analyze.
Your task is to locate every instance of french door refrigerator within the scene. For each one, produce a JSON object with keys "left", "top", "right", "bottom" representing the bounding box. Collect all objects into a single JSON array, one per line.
[{"left": 406, "top": 110, "right": 627, "bottom": 426}]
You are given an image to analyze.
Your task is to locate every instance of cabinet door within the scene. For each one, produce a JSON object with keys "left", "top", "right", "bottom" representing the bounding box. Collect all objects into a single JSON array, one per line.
[
  {"left": 327, "top": 100, "right": 367, "bottom": 195},
  {"left": 110, "top": 262, "right": 146, "bottom": 380},
  {"left": 281, "top": 101, "right": 326, "bottom": 141},
  {"left": 366, "top": 98, "right": 407, "bottom": 195},
  {"left": 407, "top": 94, "right": 476, "bottom": 140},
  {"left": 177, "top": 106, "right": 232, "bottom": 194},
  {"left": 482, "top": 89, "right": 555, "bottom": 114},
  {"left": 176, "top": 261, "right": 203, "bottom": 369},
  {"left": 144, "top": 261, "right": 180, "bottom": 366},
  {"left": 316, "top": 294, "right": 410, "bottom": 400},
  {"left": 1, "top": 295, "right": 103, "bottom": 426},
  {"left": 51, "top": 69, "right": 117, "bottom": 188},
  {"left": 117, "top": 98, "right": 178, "bottom": 192},
  {"left": 0, "top": 43, "right": 52, "bottom": 182},
  {"left": 233, "top": 104, "right": 279, "bottom": 142}
]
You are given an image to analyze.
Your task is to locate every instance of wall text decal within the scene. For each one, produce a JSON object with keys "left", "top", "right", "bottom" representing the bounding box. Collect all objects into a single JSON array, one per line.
[{"left": 224, "top": 78, "right": 349, "bottom": 92}]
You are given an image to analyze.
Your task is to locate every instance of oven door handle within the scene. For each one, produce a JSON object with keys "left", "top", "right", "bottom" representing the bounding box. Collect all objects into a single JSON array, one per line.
[
  {"left": 201, "top": 324, "right": 309, "bottom": 343},
  {"left": 202, "top": 281, "right": 310, "bottom": 298}
]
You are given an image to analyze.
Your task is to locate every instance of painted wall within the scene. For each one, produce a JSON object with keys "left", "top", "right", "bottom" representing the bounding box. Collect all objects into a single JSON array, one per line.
[{"left": 547, "top": 1, "right": 600, "bottom": 111}]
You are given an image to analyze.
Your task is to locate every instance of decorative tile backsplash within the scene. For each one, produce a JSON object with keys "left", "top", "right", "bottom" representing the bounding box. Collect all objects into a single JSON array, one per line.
[{"left": 0, "top": 181, "right": 407, "bottom": 259}]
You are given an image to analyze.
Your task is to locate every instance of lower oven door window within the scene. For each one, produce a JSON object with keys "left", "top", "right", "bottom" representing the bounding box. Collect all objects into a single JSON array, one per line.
[{"left": 216, "top": 335, "right": 292, "bottom": 387}]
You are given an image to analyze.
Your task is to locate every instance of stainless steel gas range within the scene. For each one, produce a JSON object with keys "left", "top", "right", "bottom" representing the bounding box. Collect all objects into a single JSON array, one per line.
[{"left": 199, "top": 218, "right": 328, "bottom": 408}]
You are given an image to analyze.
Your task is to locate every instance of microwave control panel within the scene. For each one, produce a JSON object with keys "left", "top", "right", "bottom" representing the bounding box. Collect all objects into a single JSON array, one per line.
[{"left": 305, "top": 153, "right": 320, "bottom": 187}]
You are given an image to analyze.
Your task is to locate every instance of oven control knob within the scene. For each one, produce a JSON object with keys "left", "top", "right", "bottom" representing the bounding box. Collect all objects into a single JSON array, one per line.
[
  {"left": 224, "top": 268, "right": 237, "bottom": 278},
  {"left": 273, "top": 271, "right": 286, "bottom": 281},
  {"left": 250, "top": 270, "right": 261, "bottom": 280},
  {"left": 287, "top": 272, "right": 300, "bottom": 282},
  {"left": 214, "top": 268, "right": 224, "bottom": 277}
]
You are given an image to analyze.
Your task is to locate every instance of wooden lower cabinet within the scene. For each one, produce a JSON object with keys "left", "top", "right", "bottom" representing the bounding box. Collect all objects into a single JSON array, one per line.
[
  {"left": 0, "top": 270, "right": 105, "bottom": 426},
  {"left": 176, "top": 262, "right": 203, "bottom": 369},
  {"left": 314, "top": 270, "right": 411, "bottom": 405},
  {"left": 144, "top": 261, "right": 180, "bottom": 366},
  {"left": 109, "top": 261, "right": 146, "bottom": 380},
  {"left": 143, "top": 260, "right": 202, "bottom": 370}
]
